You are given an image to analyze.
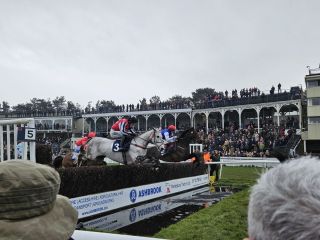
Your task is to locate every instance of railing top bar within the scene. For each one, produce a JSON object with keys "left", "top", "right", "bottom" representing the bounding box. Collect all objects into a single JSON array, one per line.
[
  {"left": 205, "top": 160, "right": 280, "bottom": 164},
  {"left": 0, "top": 118, "right": 34, "bottom": 125}
]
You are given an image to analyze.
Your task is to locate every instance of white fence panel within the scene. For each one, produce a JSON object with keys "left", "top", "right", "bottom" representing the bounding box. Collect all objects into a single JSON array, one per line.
[
  {"left": 189, "top": 143, "right": 203, "bottom": 154},
  {"left": 0, "top": 118, "right": 36, "bottom": 162}
]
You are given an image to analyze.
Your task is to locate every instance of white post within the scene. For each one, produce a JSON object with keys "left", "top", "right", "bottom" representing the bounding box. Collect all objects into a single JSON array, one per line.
[
  {"left": 28, "top": 119, "right": 36, "bottom": 162},
  {"left": 6, "top": 125, "right": 10, "bottom": 160},
  {"left": 13, "top": 124, "right": 17, "bottom": 159},
  {"left": 0, "top": 125, "right": 3, "bottom": 161}
]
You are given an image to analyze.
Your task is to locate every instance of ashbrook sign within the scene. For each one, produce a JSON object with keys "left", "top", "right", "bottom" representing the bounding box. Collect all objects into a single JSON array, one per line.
[
  {"left": 82, "top": 187, "right": 209, "bottom": 231},
  {"left": 71, "top": 174, "right": 208, "bottom": 219}
]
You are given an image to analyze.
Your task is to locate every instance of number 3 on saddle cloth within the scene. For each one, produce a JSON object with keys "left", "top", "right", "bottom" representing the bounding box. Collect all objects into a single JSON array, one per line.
[{"left": 112, "top": 137, "right": 133, "bottom": 152}]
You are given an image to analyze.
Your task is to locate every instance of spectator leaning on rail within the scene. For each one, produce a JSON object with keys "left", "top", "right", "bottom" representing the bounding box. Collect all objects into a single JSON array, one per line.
[
  {"left": 0, "top": 160, "right": 78, "bottom": 240},
  {"left": 160, "top": 125, "right": 177, "bottom": 155},
  {"left": 246, "top": 156, "right": 320, "bottom": 240},
  {"left": 110, "top": 117, "right": 137, "bottom": 151}
]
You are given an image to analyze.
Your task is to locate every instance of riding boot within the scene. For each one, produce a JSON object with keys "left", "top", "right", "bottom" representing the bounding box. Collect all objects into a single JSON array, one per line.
[{"left": 120, "top": 135, "right": 126, "bottom": 151}]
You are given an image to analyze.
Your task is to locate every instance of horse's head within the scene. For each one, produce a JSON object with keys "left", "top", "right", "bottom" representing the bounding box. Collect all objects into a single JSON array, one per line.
[
  {"left": 151, "top": 128, "right": 164, "bottom": 146},
  {"left": 136, "top": 128, "right": 165, "bottom": 150},
  {"left": 177, "top": 127, "right": 198, "bottom": 144}
]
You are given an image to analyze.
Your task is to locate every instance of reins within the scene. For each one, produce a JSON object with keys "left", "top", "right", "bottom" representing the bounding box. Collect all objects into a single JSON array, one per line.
[{"left": 131, "top": 129, "right": 164, "bottom": 151}]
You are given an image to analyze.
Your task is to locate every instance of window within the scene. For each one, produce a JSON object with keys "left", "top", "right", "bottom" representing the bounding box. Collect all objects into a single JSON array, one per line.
[
  {"left": 309, "top": 117, "right": 320, "bottom": 124},
  {"left": 307, "top": 80, "right": 320, "bottom": 88},
  {"left": 308, "top": 98, "right": 320, "bottom": 106}
]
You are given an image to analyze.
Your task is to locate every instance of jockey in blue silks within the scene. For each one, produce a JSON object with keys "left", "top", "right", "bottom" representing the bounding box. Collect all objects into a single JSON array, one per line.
[{"left": 160, "top": 125, "right": 177, "bottom": 155}]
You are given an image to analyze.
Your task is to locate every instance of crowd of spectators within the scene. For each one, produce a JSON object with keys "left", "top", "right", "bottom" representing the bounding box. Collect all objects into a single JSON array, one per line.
[
  {"left": 85, "top": 84, "right": 302, "bottom": 114},
  {"left": 87, "top": 100, "right": 193, "bottom": 114},
  {"left": 195, "top": 119, "right": 296, "bottom": 158},
  {"left": 195, "top": 85, "right": 302, "bottom": 109}
]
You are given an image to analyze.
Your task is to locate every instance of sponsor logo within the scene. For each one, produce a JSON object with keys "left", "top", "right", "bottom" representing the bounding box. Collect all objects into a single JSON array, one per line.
[
  {"left": 129, "top": 208, "right": 137, "bottom": 222},
  {"left": 138, "top": 204, "right": 162, "bottom": 217},
  {"left": 138, "top": 186, "right": 162, "bottom": 197},
  {"left": 130, "top": 189, "right": 137, "bottom": 203}
]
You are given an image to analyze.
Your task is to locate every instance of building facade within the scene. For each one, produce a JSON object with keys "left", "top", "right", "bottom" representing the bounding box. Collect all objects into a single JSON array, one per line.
[{"left": 302, "top": 68, "right": 320, "bottom": 153}]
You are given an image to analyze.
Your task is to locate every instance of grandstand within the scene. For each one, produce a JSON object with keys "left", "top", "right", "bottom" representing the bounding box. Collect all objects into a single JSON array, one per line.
[{"left": 0, "top": 85, "right": 306, "bottom": 157}]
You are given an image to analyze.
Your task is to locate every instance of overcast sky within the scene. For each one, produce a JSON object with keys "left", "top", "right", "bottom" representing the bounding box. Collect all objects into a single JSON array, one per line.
[{"left": 0, "top": 0, "right": 319, "bottom": 108}]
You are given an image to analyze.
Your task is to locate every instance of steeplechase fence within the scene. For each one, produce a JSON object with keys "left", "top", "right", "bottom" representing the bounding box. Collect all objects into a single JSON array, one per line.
[{"left": 0, "top": 118, "right": 36, "bottom": 162}]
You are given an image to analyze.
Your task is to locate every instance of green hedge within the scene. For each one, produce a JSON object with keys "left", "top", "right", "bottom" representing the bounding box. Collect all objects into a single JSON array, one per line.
[{"left": 58, "top": 162, "right": 206, "bottom": 198}]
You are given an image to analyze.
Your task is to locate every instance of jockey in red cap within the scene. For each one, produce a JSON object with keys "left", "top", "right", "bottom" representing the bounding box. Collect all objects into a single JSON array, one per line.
[
  {"left": 160, "top": 125, "right": 177, "bottom": 155},
  {"left": 110, "top": 117, "right": 137, "bottom": 151}
]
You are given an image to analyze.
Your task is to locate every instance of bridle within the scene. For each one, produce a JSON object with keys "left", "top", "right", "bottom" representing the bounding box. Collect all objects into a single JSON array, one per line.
[{"left": 131, "top": 129, "right": 165, "bottom": 151}]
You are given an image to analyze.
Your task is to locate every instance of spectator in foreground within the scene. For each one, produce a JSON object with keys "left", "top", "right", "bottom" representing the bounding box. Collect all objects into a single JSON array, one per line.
[
  {"left": 0, "top": 160, "right": 78, "bottom": 240},
  {"left": 247, "top": 156, "right": 320, "bottom": 240}
]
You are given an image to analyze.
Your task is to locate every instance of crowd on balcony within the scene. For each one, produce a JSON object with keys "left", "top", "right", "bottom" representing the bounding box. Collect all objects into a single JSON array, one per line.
[{"left": 0, "top": 84, "right": 302, "bottom": 118}]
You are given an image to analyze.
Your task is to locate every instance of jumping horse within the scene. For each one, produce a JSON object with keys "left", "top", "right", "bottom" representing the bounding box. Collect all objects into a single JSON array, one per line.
[{"left": 85, "top": 128, "right": 164, "bottom": 165}]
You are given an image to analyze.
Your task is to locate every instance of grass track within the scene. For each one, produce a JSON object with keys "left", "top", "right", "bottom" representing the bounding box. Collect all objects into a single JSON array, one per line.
[{"left": 154, "top": 166, "right": 264, "bottom": 240}]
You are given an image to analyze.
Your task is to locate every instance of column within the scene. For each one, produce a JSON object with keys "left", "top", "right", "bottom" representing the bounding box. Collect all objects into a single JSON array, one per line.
[
  {"left": 205, "top": 112, "right": 209, "bottom": 134},
  {"left": 144, "top": 115, "right": 149, "bottom": 131},
  {"left": 105, "top": 117, "right": 109, "bottom": 134},
  {"left": 256, "top": 107, "right": 260, "bottom": 133},
  {"left": 238, "top": 108, "right": 242, "bottom": 129},
  {"left": 159, "top": 114, "right": 163, "bottom": 128},
  {"left": 221, "top": 109, "right": 225, "bottom": 130},
  {"left": 276, "top": 104, "right": 280, "bottom": 127},
  {"left": 191, "top": 113, "right": 194, "bottom": 128}
]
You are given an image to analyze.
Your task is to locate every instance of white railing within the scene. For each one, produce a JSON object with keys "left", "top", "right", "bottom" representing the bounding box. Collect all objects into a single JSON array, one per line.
[
  {"left": 0, "top": 118, "right": 36, "bottom": 162},
  {"left": 189, "top": 143, "right": 203, "bottom": 154},
  {"left": 205, "top": 157, "right": 280, "bottom": 180},
  {"left": 72, "top": 230, "right": 165, "bottom": 240}
]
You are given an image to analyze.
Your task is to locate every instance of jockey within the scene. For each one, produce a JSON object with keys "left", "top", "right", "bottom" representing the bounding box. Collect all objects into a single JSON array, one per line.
[
  {"left": 110, "top": 117, "right": 138, "bottom": 150},
  {"left": 72, "top": 131, "right": 96, "bottom": 161},
  {"left": 160, "top": 125, "right": 177, "bottom": 155}
]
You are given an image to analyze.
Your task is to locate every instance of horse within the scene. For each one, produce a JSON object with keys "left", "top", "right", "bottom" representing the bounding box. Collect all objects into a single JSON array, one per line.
[
  {"left": 85, "top": 128, "right": 164, "bottom": 165},
  {"left": 146, "top": 127, "right": 201, "bottom": 163}
]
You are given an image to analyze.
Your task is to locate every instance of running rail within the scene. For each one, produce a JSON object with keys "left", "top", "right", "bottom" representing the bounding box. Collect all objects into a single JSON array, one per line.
[{"left": 205, "top": 157, "right": 280, "bottom": 180}]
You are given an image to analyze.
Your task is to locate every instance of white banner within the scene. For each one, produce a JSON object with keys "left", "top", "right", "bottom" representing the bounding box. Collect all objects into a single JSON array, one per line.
[
  {"left": 71, "top": 174, "right": 208, "bottom": 219},
  {"left": 82, "top": 187, "right": 208, "bottom": 231}
]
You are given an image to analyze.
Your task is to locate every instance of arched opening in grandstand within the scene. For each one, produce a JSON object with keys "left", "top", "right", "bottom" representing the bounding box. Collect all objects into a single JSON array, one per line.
[
  {"left": 176, "top": 112, "right": 191, "bottom": 130},
  {"left": 85, "top": 118, "right": 95, "bottom": 133},
  {"left": 66, "top": 119, "right": 72, "bottom": 131},
  {"left": 42, "top": 119, "right": 53, "bottom": 130},
  {"left": 53, "top": 119, "right": 66, "bottom": 130},
  {"left": 107, "top": 117, "right": 119, "bottom": 132},
  {"left": 241, "top": 109, "right": 258, "bottom": 129},
  {"left": 208, "top": 112, "right": 222, "bottom": 130},
  {"left": 147, "top": 114, "right": 160, "bottom": 130},
  {"left": 96, "top": 117, "right": 107, "bottom": 136},
  {"left": 279, "top": 104, "right": 300, "bottom": 129},
  {"left": 161, "top": 113, "right": 175, "bottom": 129},
  {"left": 136, "top": 115, "right": 146, "bottom": 132},
  {"left": 224, "top": 110, "right": 239, "bottom": 131},
  {"left": 35, "top": 120, "right": 43, "bottom": 130},
  {"left": 193, "top": 113, "right": 206, "bottom": 131},
  {"left": 259, "top": 107, "right": 277, "bottom": 127}
]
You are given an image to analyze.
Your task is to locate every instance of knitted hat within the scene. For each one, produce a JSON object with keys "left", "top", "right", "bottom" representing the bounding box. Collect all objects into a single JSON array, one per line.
[{"left": 0, "top": 160, "right": 78, "bottom": 240}]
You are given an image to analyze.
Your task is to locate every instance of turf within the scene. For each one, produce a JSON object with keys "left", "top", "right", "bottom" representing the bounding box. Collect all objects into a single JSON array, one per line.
[{"left": 154, "top": 166, "right": 264, "bottom": 240}]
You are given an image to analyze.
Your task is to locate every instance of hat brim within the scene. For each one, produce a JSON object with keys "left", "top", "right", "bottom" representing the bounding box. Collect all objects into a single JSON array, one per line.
[{"left": 0, "top": 195, "right": 78, "bottom": 240}]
